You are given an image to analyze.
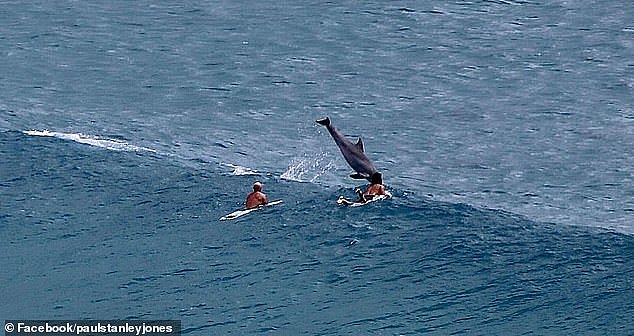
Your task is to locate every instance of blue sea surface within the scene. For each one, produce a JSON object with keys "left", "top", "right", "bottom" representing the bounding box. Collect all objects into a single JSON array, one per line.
[{"left": 1, "top": 1, "right": 633, "bottom": 334}]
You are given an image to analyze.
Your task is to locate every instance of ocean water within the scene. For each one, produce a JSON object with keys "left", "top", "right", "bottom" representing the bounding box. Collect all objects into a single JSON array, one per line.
[{"left": 1, "top": 0, "right": 633, "bottom": 334}]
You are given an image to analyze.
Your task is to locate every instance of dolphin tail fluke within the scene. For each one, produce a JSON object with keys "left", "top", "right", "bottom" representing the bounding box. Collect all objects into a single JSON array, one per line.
[{"left": 316, "top": 117, "right": 331, "bottom": 126}]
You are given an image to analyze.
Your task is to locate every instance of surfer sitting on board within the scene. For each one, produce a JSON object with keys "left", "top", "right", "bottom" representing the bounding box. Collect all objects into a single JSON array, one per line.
[
  {"left": 246, "top": 181, "right": 268, "bottom": 209},
  {"left": 337, "top": 172, "right": 388, "bottom": 205}
]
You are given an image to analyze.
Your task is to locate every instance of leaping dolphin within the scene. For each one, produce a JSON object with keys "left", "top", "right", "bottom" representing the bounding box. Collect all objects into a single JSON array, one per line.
[{"left": 316, "top": 117, "right": 379, "bottom": 181}]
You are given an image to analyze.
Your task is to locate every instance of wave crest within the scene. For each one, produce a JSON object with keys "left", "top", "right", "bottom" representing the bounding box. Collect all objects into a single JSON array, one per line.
[{"left": 23, "top": 130, "right": 156, "bottom": 153}]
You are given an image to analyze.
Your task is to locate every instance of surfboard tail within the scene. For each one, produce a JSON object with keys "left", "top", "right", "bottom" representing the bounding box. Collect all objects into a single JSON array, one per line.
[{"left": 316, "top": 117, "right": 331, "bottom": 126}]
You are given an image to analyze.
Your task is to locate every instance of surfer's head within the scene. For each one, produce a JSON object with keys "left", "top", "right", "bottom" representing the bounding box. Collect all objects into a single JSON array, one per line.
[
  {"left": 253, "top": 181, "right": 263, "bottom": 192},
  {"left": 371, "top": 172, "right": 382, "bottom": 184}
]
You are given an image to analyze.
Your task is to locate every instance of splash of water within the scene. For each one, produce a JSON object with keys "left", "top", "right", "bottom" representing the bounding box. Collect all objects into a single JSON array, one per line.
[{"left": 281, "top": 152, "right": 335, "bottom": 183}]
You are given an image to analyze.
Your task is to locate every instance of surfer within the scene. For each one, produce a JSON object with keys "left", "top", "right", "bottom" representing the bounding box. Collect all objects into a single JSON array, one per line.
[
  {"left": 337, "top": 172, "right": 388, "bottom": 205},
  {"left": 245, "top": 181, "right": 268, "bottom": 209},
  {"left": 362, "top": 172, "right": 387, "bottom": 201}
]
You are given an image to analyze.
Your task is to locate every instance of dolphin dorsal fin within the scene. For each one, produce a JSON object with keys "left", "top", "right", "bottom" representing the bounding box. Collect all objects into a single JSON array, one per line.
[{"left": 355, "top": 138, "right": 365, "bottom": 152}]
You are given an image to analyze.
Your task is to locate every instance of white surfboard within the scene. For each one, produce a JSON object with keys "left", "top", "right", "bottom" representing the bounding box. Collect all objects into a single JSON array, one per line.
[
  {"left": 219, "top": 200, "right": 283, "bottom": 221},
  {"left": 336, "top": 192, "right": 391, "bottom": 207}
]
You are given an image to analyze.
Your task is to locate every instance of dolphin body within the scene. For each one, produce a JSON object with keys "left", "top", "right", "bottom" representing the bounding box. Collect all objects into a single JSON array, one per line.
[{"left": 316, "top": 117, "right": 378, "bottom": 181}]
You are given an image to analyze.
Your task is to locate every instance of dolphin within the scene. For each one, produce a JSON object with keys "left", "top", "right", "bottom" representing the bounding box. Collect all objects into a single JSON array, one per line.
[{"left": 316, "top": 117, "right": 379, "bottom": 181}]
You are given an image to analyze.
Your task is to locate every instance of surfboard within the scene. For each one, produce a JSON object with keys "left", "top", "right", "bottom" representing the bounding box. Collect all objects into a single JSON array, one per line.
[
  {"left": 219, "top": 200, "right": 283, "bottom": 221},
  {"left": 336, "top": 193, "right": 391, "bottom": 207}
]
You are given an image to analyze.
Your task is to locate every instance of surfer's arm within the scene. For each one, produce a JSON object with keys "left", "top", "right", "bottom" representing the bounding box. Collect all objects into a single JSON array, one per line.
[
  {"left": 257, "top": 192, "right": 268, "bottom": 206},
  {"left": 378, "top": 185, "right": 387, "bottom": 195},
  {"left": 356, "top": 189, "right": 368, "bottom": 203},
  {"left": 337, "top": 196, "right": 355, "bottom": 206}
]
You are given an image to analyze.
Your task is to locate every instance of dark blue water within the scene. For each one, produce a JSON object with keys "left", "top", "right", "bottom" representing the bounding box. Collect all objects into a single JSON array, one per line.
[{"left": 1, "top": 1, "right": 633, "bottom": 334}]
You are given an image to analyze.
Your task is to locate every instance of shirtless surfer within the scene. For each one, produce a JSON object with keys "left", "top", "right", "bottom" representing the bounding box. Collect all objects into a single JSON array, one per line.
[
  {"left": 245, "top": 181, "right": 268, "bottom": 209},
  {"left": 337, "top": 172, "right": 389, "bottom": 205}
]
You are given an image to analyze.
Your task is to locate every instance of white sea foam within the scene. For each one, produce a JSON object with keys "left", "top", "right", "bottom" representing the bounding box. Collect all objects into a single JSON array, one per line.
[
  {"left": 222, "top": 163, "right": 259, "bottom": 176},
  {"left": 23, "top": 130, "right": 156, "bottom": 153}
]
